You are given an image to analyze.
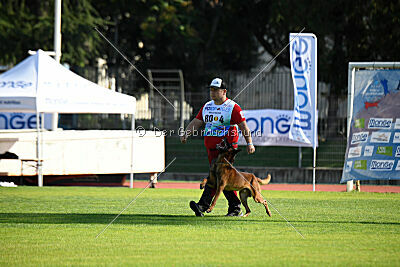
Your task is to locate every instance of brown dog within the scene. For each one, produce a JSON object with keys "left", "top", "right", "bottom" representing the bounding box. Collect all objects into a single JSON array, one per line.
[{"left": 204, "top": 140, "right": 272, "bottom": 217}]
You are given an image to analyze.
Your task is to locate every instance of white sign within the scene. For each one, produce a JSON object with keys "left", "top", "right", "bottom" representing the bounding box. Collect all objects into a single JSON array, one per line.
[
  {"left": 364, "top": 146, "right": 374, "bottom": 156},
  {"left": 370, "top": 131, "right": 391, "bottom": 143},
  {"left": 288, "top": 33, "right": 317, "bottom": 148},
  {"left": 348, "top": 146, "right": 362, "bottom": 158},
  {"left": 238, "top": 109, "right": 316, "bottom": 147}
]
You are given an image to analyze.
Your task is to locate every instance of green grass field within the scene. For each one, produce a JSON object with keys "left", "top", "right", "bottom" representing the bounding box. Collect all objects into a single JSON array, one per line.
[{"left": 1, "top": 187, "right": 399, "bottom": 266}]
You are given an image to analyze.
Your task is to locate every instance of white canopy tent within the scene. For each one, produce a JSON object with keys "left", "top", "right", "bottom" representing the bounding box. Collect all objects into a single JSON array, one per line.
[{"left": 0, "top": 50, "right": 137, "bottom": 187}]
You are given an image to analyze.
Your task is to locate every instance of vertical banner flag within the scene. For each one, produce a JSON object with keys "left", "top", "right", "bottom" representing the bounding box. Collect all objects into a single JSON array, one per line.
[
  {"left": 289, "top": 33, "right": 318, "bottom": 148},
  {"left": 341, "top": 68, "right": 400, "bottom": 182}
]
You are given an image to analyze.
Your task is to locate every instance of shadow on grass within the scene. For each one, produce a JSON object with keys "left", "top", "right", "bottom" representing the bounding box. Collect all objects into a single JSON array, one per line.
[
  {"left": 1, "top": 212, "right": 399, "bottom": 226},
  {"left": 0, "top": 213, "right": 257, "bottom": 225}
]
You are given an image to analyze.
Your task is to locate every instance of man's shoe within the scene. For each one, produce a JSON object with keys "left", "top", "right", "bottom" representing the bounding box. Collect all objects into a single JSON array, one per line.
[
  {"left": 190, "top": 201, "right": 204, "bottom": 217},
  {"left": 226, "top": 210, "right": 243, "bottom": 217}
]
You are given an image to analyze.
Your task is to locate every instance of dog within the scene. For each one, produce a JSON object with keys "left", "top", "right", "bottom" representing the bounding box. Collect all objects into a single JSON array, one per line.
[{"left": 204, "top": 139, "right": 272, "bottom": 217}]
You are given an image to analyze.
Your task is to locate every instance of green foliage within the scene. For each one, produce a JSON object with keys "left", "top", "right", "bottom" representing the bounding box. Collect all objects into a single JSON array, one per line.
[
  {"left": 239, "top": 0, "right": 400, "bottom": 94},
  {"left": 0, "top": 0, "right": 107, "bottom": 66},
  {"left": 2, "top": 0, "right": 400, "bottom": 95},
  {"left": 1, "top": 187, "right": 400, "bottom": 265}
]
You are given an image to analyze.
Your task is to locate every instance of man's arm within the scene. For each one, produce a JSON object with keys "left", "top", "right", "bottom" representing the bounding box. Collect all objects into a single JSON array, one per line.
[
  {"left": 238, "top": 120, "right": 255, "bottom": 154},
  {"left": 180, "top": 118, "right": 204, "bottom": 143}
]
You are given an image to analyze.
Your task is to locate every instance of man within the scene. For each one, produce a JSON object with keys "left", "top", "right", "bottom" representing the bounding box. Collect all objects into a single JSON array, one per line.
[{"left": 180, "top": 77, "right": 255, "bottom": 216}]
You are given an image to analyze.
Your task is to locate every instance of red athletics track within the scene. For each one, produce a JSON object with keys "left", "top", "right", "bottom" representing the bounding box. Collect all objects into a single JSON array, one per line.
[{"left": 123, "top": 181, "right": 400, "bottom": 193}]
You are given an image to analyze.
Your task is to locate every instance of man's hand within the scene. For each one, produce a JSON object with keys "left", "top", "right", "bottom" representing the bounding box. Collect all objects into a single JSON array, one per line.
[{"left": 247, "top": 144, "right": 255, "bottom": 154}]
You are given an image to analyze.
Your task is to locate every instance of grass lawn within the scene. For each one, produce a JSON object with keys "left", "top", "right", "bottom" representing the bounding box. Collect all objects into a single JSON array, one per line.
[{"left": 1, "top": 186, "right": 399, "bottom": 266}]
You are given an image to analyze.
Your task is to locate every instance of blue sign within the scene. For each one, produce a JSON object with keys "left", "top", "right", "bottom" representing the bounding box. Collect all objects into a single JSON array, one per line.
[
  {"left": 0, "top": 113, "right": 52, "bottom": 129},
  {"left": 341, "top": 69, "right": 400, "bottom": 182}
]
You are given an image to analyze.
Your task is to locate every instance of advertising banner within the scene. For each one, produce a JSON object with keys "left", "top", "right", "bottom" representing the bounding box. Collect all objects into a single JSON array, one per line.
[
  {"left": 341, "top": 69, "right": 400, "bottom": 182},
  {"left": 238, "top": 109, "right": 315, "bottom": 147},
  {"left": 0, "top": 112, "right": 52, "bottom": 130},
  {"left": 288, "top": 33, "right": 318, "bottom": 148}
]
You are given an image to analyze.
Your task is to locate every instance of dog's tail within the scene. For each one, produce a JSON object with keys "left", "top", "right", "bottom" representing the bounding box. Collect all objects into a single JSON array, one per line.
[{"left": 257, "top": 174, "right": 271, "bottom": 185}]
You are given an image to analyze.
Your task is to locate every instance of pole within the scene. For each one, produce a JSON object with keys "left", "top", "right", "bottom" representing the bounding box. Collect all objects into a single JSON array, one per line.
[
  {"left": 312, "top": 147, "right": 316, "bottom": 192},
  {"left": 36, "top": 112, "right": 43, "bottom": 187},
  {"left": 313, "top": 34, "right": 318, "bottom": 192},
  {"left": 298, "top": 147, "right": 302, "bottom": 168},
  {"left": 130, "top": 114, "right": 135, "bottom": 188},
  {"left": 178, "top": 70, "right": 185, "bottom": 130},
  {"left": 51, "top": 0, "right": 62, "bottom": 130}
]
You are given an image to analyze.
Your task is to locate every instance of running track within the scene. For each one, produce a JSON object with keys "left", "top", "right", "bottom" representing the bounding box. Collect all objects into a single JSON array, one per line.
[{"left": 124, "top": 181, "right": 400, "bottom": 193}]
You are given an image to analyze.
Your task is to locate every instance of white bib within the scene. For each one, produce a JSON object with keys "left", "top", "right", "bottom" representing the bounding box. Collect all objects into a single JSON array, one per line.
[{"left": 203, "top": 99, "right": 238, "bottom": 137}]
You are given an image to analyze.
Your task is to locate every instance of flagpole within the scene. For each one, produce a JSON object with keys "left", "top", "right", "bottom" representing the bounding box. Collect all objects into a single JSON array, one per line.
[{"left": 313, "top": 34, "right": 318, "bottom": 192}]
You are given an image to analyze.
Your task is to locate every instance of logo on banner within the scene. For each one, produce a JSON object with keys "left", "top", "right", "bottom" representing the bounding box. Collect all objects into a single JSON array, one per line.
[
  {"left": 370, "top": 160, "right": 394, "bottom": 171},
  {"left": 354, "top": 160, "right": 367, "bottom": 170},
  {"left": 395, "top": 119, "right": 400, "bottom": 129},
  {"left": 0, "top": 81, "right": 33, "bottom": 89},
  {"left": 246, "top": 113, "right": 291, "bottom": 135},
  {"left": 288, "top": 33, "right": 316, "bottom": 147},
  {"left": 396, "top": 161, "right": 400, "bottom": 171},
  {"left": 348, "top": 146, "right": 362, "bottom": 158},
  {"left": 395, "top": 146, "right": 400, "bottom": 157},
  {"left": 394, "top": 132, "right": 400, "bottom": 143},
  {"left": 354, "top": 118, "right": 365, "bottom": 128},
  {"left": 351, "top": 132, "right": 369, "bottom": 144},
  {"left": 364, "top": 146, "right": 374, "bottom": 156},
  {"left": 345, "top": 161, "right": 353, "bottom": 172},
  {"left": 376, "top": 146, "right": 393, "bottom": 156},
  {"left": 370, "top": 132, "right": 391, "bottom": 143},
  {"left": 368, "top": 118, "right": 392, "bottom": 129}
]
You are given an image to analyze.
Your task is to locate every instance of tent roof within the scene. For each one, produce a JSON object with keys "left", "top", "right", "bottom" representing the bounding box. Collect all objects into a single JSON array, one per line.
[{"left": 0, "top": 50, "right": 135, "bottom": 114}]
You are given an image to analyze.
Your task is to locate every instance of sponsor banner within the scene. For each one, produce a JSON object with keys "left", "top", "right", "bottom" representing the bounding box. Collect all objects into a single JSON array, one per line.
[
  {"left": 395, "top": 119, "right": 400, "bottom": 129},
  {"left": 354, "top": 118, "right": 365, "bottom": 128},
  {"left": 341, "top": 68, "right": 400, "bottom": 182},
  {"left": 394, "top": 132, "right": 400, "bottom": 143},
  {"left": 288, "top": 33, "right": 317, "bottom": 148},
  {"left": 395, "top": 146, "right": 400, "bottom": 157},
  {"left": 396, "top": 161, "right": 400, "bottom": 171},
  {"left": 0, "top": 112, "right": 52, "bottom": 129},
  {"left": 368, "top": 118, "right": 392, "bottom": 129},
  {"left": 354, "top": 160, "right": 367, "bottom": 170},
  {"left": 238, "top": 109, "right": 316, "bottom": 147},
  {"left": 370, "top": 132, "right": 391, "bottom": 143},
  {"left": 370, "top": 160, "right": 394, "bottom": 171},
  {"left": 345, "top": 161, "right": 353, "bottom": 173},
  {"left": 364, "top": 146, "right": 374, "bottom": 157},
  {"left": 376, "top": 146, "right": 393, "bottom": 156},
  {"left": 348, "top": 146, "right": 362, "bottom": 158},
  {"left": 351, "top": 132, "right": 369, "bottom": 144}
]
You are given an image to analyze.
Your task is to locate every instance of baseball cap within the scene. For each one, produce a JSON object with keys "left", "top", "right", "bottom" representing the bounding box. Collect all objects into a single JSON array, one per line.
[{"left": 208, "top": 78, "right": 227, "bottom": 89}]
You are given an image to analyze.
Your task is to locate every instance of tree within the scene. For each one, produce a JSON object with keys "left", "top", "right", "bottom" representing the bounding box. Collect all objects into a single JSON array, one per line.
[
  {"left": 0, "top": 0, "right": 107, "bottom": 67},
  {"left": 94, "top": 0, "right": 261, "bottom": 91}
]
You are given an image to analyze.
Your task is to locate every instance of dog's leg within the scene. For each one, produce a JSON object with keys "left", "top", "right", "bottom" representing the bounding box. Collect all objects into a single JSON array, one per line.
[
  {"left": 200, "top": 177, "right": 208, "bottom": 189},
  {"left": 239, "top": 189, "right": 252, "bottom": 217},
  {"left": 262, "top": 200, "right": 272, "bottom": 217},
  {"left": 206, "top": 180, "right": 226, "bottom": 213},
  {"left": 251, "top": 179, "right": 272, "bottom": 217}
]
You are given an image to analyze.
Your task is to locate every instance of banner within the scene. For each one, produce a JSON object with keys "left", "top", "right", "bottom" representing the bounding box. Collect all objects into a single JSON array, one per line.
[
  {"left": 0, "top": 112, "right": 52, "bottom": 130},
  {"left": 238, "top": 109, "right": 315, "bottom": 147},
  {"left": 289, "top": 33, "right": 318, "bottom": 148},
  {"left": 341, "top": 69, "right": 400, "bottom": 182}
]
